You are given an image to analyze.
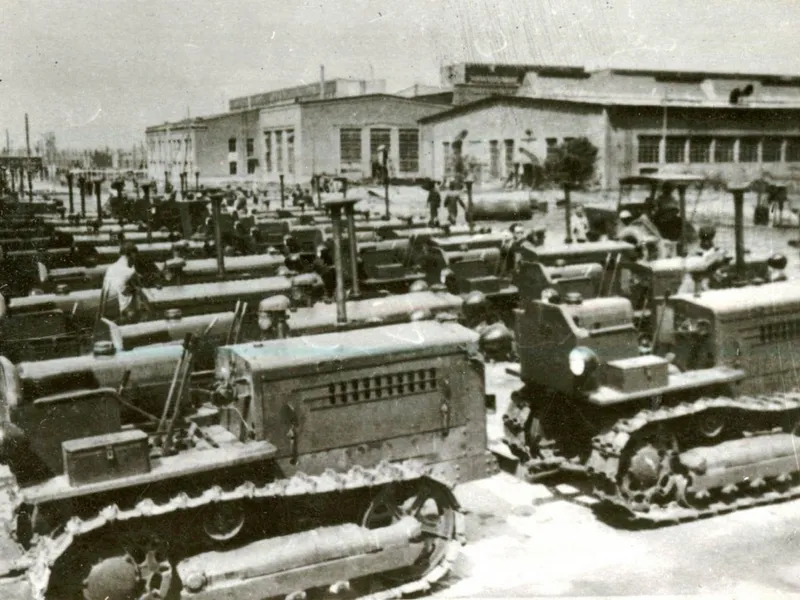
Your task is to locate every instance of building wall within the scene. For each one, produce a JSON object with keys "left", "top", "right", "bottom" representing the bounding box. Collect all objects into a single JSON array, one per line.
[
  {"left": 608, "top": 106, "right": 800, "bottom": 186},
  {"left": 145, "top": 125, "right": 199, "bottom": 184},
  {"left": 259, "top": 104, "right": 303, "bottom": 185},
  {"left": 146, "top": 109, "right": 262, "bottom": 183},
  {"left": 194, "top": 109, "right": 261, "bottom": 180},
  {"left": 419, "top": 101, "right": 607, "bottom": 185},
  {"left": 296, "top": 97, "right": 445, "bottom": 181}
]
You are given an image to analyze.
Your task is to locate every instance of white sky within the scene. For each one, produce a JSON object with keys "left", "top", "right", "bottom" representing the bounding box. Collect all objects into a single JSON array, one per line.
[{"left": 2, "top": 0, "right": 798, "bottom": 149}]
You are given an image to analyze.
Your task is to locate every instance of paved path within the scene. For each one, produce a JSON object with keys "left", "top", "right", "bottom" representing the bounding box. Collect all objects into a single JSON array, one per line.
[{"left": 437, "top": 364, "right": 800, "bottom": 598}]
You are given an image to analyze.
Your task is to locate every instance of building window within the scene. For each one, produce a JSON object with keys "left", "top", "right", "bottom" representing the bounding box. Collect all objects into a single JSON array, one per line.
[
  {"left": 443, "top": 142, "right": 452, "bottom": 176},
  {"left": 689, "top": 137, "right": 712, "bottom": 163},
  {"left": 275, "top": 131, "right": 283, "bottom": 173},
  {"left": 504, "top": 139, "right": 514, "bottom": 174},
  {"left": 489, "top": 140, "right": 500, "bottom": 179},
  {"left": 264, "top": 132, "right": 272, "bottom": 172},
  {"left": 286, "top": 130, "right": 295, "bottom": 174},
  {"left": 228, "top": 138, "right": 236, "bottom": 153},
  {"left": 762, "top": 137, "right": 782, "bottom": 162},
  {"left": 246, "top": 138, "right": 254, "bottom": 157},
  {"left": 399, "top": 129, "right": 419, "bottom": 173},
  {"left": 787, "top": 138, "right": 800, "bottom": 162},
  {"left": 665, "top": 137, "right": 687, "bottom": 163},
  {"left": 229, "top": 161, "right": 237, "bottom": 175},
  {"left": 340, "top": 128, "right": 362, "bottom": 169},
  {"left": 247, "top": 158, "right": 259, "bottom": 174},
  {"left": 739, "top": 137, "right": 759, "bottom": 163},
  {"left": 638, "top": 136, "right": 661, "bottom": 163},
  {"left": 715, "top": 138, "right": 735, "bottom": 163},
  {"left": 546, "top": 138, "right": 559, "bottom": 162}
]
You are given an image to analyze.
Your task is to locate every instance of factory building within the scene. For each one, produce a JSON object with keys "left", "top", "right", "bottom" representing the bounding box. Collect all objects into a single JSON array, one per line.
[
  {"left": 147, "top": 62, "right": 800, "bottom": 190},
  {"left": 257, "top": 95, "right": 445, "bottom": 182},
  {"left": 145, "top": 77, "right": 444, "bottom": 186},
  {"left": 418, "top": 66, "right": 800, "bottom": 188}
]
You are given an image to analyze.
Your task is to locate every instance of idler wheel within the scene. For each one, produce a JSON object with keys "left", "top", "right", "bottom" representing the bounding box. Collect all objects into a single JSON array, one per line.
[
  {"left": 698, "top": 412, "right": 724, "bottom": 438},
  {"left": 627, "top": 446, "right": 661, "bottom": 489},
  {"left": 619, "top": 429, "right": 679, "bottom": 510},
  {"left": 83, "top": 554, "right": 139, "bottom": 600},
  {"left": 362, "top": 479, "right": 457, "bottom": 582},
  {"left": 202, "top": 501, "right": 246, "bottom": 542},
  {"left": 80, "top": 537, "right": 173, "bottom": 600}
]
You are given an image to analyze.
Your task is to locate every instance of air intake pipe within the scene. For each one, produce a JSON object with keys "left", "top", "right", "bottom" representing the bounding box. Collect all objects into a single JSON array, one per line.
[
  {"left": 727, "top": 182, "right": 747, "bottom": 282},
  {"left": 323, "top": 197, "right": 361, "bottom": 324}
]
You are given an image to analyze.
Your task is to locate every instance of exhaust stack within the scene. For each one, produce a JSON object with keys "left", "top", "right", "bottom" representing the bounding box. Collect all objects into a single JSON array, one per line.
[
  {"left": 324, "top": 197, "right": 361, "bottom": 324},
  {"left": 728, "top": 183, "right": 747, "bottom": 281},
  {"left": 209, "top": 191, "right": 226, "bottom": 277},
  {"left": 677, "top": 184, "right": 688, "bottom": 258}
]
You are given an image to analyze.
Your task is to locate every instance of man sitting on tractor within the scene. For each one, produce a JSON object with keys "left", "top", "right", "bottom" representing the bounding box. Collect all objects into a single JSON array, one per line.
[{"left": 103, "top": 241, "right": 141, "bottom": 324}]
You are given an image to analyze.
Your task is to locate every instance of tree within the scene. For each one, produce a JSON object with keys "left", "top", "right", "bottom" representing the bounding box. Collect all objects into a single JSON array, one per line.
[{"left": 544, "top": 137, "right": 598, "bottom": 189}]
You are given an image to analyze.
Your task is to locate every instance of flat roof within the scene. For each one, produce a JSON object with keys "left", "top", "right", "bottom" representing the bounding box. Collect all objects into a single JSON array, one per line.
[
  {"left": 417, "top": 95, "right": 601, "bottom": 124},
  {"left": 146, "top": 107, "right": 261, "bottom": 133},
  {"left": 297, "top": 93, "right": 450, "bottom": 110},
  {"left": 418, "top": 92, "right": 800, "bottom": 126}
]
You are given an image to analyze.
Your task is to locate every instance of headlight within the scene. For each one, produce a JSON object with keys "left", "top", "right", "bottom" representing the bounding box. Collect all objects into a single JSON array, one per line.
[{"left": 569, "top": 347, "right": 598, "bottom": 377}]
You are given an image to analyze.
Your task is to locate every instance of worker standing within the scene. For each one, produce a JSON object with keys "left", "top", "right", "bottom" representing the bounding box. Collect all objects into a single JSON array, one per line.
[
  {"left": 426, "top": 182, "right": 442, "bottom": 226},
  {"left": 444, "top": 182, "right": 466, "bottom": 225},
  {"left": 570, "top": 205, "right": 590, "bottom": 242},
  {"left": 257, "top": 295, "right": 292, "bottom": 340},
  {"left": 103, "top": 241, "right": 140, "bottom": 324}
]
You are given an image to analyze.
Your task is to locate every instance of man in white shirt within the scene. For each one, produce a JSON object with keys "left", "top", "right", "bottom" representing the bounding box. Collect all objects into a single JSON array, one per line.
[{"left": 103, "top": 242, "right": 140, "bottom": 323}]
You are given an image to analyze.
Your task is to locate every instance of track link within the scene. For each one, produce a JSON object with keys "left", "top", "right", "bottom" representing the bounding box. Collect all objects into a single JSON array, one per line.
[
  {"left": 0, "top": 460, "right": 465, "bottom": 600},
  {"left": 587, "top": 392, "right": 800, "bottom": 525}
]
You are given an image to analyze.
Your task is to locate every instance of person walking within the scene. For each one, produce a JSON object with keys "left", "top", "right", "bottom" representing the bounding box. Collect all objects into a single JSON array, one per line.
[
  {"left": 426, "top": 182, "right": 442, "bottom": 226},
  {"left": 444, "top": 182, "right": 466, "bottom": 225}
]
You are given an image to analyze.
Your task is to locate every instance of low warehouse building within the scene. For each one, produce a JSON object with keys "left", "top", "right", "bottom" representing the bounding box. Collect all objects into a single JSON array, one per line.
[
  {"left": 146, "top": 79, "right": 445, "bottom": 186},
  {"left": 418, "top": 68, "right": 800, "bottom": 189}
]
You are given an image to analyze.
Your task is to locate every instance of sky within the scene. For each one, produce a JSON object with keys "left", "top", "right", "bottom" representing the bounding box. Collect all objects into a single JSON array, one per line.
[{"left": 2, "top": 0, "right": 800, "bottom": 150}]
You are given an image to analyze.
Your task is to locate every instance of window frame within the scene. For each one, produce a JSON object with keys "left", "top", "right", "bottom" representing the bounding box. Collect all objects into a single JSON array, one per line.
[
  {"left": 637, "top": 135, "right": 661, "bottom": 164},
  {"left": 398, "top": 128, "right": 420, "bottom": 173}
]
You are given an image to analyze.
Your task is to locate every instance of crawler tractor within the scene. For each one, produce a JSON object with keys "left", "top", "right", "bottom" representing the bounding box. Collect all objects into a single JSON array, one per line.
[
  {"left": 0, "top": 202, "right": 495, "bottom": 600},
  {"left": 503, "top": 186, "right": 800, "bottom": 523}
]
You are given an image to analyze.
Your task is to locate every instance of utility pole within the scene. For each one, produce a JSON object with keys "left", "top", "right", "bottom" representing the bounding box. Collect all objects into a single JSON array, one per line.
[
  {"left": 4, "top": 129, "right": 9, "bottom": 154},
  {"left": 25, "top": 113, "right": 33, "bottom": 201}
]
